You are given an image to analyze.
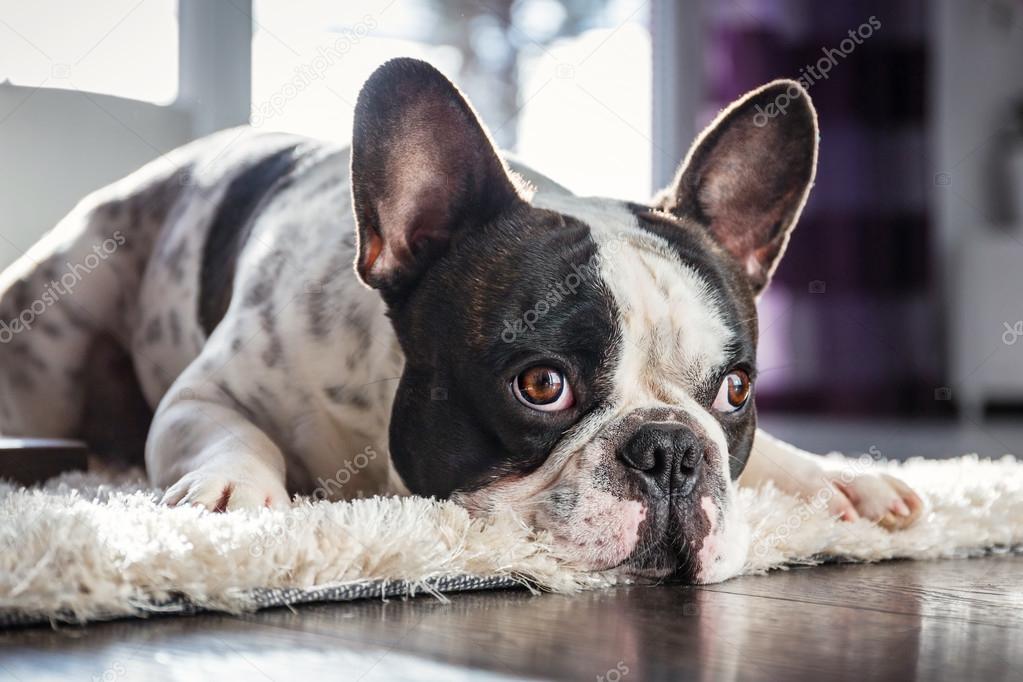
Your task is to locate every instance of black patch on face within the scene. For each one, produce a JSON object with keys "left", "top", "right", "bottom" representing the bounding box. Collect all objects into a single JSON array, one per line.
[
  {"left": 626, "top": 202, "right": 760, "bottom": 478},
  {"left": 386, "top": 204, "right": 621, "bottom": 498},
  {"left": 198, "top": 144, "right": 306, "bottom": 335}
]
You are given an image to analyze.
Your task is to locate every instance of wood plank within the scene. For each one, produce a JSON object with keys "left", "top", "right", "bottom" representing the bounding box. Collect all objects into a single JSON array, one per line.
[
  {"left": 704, "top": 555, "right": 1023, "bottom": 628},
  {"left": 3, "top": 556, "right": 1022, "bottom": 680}
]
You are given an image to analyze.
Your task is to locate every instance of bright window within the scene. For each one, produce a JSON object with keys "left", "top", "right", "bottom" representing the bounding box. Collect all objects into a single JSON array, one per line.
[
  {"left": 251, "top": 0, "right": 651, "bottom": 201},
  {"left": 0, "top": 0, "right": 178, "bottom": 105}
]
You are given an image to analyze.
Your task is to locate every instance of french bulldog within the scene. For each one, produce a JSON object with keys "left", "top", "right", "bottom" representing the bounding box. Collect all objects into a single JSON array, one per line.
[{"left": 0, "top": 59, "right": 922, "bottom": 582}]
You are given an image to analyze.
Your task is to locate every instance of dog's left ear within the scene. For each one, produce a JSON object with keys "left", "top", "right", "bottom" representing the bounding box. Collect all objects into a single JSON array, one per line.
[
  {"left": 654, "top": 80, "right": 818, "bottom": 294},
  {"left": 350, "top": 58, "right": 524, "bottom": 296}
]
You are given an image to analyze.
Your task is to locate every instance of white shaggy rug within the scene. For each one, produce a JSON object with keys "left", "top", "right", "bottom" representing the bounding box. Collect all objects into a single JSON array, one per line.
[{"left": 2, "top": 453, "right": 1022, "bottom": 626}]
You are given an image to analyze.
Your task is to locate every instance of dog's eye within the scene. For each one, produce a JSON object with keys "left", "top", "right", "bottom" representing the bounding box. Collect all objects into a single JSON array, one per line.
[
  {"left": 511, "top": 366, "right": 574, "bottom": 412},
  {"left": 713, "top": 369, "right": 751, "bottom": 413}
]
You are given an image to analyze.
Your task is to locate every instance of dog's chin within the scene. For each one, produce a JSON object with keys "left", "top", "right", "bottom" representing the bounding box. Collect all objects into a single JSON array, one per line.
[
  {"left": 549, "top": 493, "right": 750, "bottom": 584},
  {"left": 616, "top": 512, "right": 708, "bottom": 584}
]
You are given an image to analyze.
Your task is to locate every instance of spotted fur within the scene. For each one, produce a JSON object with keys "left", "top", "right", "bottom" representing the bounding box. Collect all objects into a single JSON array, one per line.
[{"left": 0, "top": 60, "right": 923, "bottom": 584}]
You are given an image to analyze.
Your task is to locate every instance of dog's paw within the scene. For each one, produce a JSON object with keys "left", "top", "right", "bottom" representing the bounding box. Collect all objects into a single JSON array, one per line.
[
  {"left": 161, "top": 469, "right": 290, "bottom": 511},
  {"left": 821, "top": 470, "right": 924, "bottom": 530}
]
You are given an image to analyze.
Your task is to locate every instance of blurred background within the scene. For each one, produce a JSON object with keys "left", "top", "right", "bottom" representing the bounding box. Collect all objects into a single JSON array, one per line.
[{"left": 2, "top": 0, "right": 1023, "bottom": 456}]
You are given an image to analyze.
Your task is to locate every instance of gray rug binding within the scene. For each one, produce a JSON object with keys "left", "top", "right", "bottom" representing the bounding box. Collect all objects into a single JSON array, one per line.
[{"left": 0, "top": 574, "right": 524, "bottom": 629}]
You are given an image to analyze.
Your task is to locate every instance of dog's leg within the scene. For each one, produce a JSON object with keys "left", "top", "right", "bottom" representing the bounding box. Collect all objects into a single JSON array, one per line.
[
  {"left": 0, "top": 173, "right": 174, "bottom": 438},
  {"left": 740, "top": 429, "right": 924, "bottom": 529},
  {"left": 145, "top": 324, "right": 292, "bottom": 511},
  {"left": 147, "top": 377, "right": 290, "bottom": 510}
]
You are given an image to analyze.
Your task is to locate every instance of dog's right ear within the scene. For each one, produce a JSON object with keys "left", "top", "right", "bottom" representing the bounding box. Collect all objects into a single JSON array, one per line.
[
  {"left": 350, "top": 58, "right": 524, "bottom": 296},
  {"left": 653, "top": 80, "right": 818, "bottom": 295}
]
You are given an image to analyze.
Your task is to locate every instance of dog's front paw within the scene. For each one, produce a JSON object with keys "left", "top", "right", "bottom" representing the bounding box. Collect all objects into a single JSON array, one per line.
[
  {"left": 822, "top": 469, "right": 924, "bottom": 530},
  {"left": 161, "top": 469, "right": 290, "bottom": 511}
]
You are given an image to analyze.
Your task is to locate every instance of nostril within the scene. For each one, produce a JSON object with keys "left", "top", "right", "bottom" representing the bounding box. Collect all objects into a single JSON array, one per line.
[
  {"left": 649, "top": 445, "right": 671, "bottom": 473},
  {"left": 620, "top": 444, "right": 657, "bottom": 472},
  {"left": 621, "top": 425, "right": 688, "bottom": 474},
  {"left": 675, "top": 446, "right": 702, "bottom": 477},
  {"left": 677, "top": 443, "right": 701, "bottom": 471}
]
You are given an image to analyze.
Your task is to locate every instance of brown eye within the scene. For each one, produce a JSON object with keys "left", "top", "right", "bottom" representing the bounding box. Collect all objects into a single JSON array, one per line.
[
  {"left": 713, "top": 369, "right": 751, "bottom": 413},
  {"left": 512, "top": 366, "right": 574, "bottom": 412}
]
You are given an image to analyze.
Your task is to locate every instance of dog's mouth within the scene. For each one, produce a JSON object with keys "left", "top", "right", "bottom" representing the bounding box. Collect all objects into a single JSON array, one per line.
[
  {"left": 526, "top": 478, "right": 736, "bottom": 583},
  {"left": 612, "top": 490, "right": 718, "bottom": 581},
  {"left": 459, "top": 480, "right": 744, "bottom": 583},
  {"left": 450, "top": 410, "right": 747, "bottom": 583}
]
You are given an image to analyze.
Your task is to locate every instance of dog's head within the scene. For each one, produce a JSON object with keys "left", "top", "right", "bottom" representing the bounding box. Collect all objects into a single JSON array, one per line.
[{"left": 350, "top": 59, "right": 817, "bottom": 582}]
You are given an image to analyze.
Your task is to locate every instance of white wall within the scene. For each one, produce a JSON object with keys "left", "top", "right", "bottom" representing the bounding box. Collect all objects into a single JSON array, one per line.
[
  {"left": 0, "top": 0, "right": 251, "bottom": 269},
  {"left": 0, "top": 86, "right": 193, "bottom": 267},
  {"left": 933, "top": 0, "right": 1023, "bottom": 416}
]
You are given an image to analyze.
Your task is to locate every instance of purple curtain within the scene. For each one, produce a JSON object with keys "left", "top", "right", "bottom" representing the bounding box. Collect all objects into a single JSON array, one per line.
[{"left": 704, "top": 0, "right": 941, "bottom": 416}]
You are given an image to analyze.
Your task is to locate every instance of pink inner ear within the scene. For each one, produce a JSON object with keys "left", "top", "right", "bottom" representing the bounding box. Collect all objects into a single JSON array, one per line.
[
  {"left": 369, "top": 183, "right": 454, "bottom": 279},
  {"left": 362, "top": 232, "right": 383, "bottom": 273},
  {"left": 406, "top": 200, "right": 452, "bottom": 255},
  {"left": 708, "top": 202, "right": 791, "bottom": 292},
  {"left": 743, "top": 254, "right": 763, "bottom": 281}
]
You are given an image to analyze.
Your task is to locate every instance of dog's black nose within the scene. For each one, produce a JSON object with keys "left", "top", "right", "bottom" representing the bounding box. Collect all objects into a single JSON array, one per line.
[{"left": 619, "top": 422, "right": 702, "bottom": 495}]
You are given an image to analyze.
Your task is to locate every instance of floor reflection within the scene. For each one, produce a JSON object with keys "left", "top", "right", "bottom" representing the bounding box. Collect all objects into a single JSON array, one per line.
[{"left": 2, "top": 556, "right": 1022, "bottom": 680}]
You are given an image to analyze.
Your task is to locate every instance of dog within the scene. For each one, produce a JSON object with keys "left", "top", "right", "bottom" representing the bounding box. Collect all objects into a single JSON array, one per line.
[{"left": 0, "top": 59, "right": 922, "bottom": 582}]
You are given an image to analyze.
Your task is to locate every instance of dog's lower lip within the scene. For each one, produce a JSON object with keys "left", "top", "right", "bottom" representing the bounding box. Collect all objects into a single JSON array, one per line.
[
  {"left": 621, "top": 559, "right": 697, "bottom": 583},
  {"left": 624, "top": 565, "right": 673, "bottom": 579}
]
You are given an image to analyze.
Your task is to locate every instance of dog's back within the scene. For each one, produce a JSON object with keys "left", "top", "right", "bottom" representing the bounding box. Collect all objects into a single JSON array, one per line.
[{"left": 0, "top": 128, "right": 356, "bottom": 461}]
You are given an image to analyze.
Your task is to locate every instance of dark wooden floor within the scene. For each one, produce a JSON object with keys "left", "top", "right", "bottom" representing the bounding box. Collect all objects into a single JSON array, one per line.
[{"left": 2, "top": 555, "right": 1022, "bottom": 681}]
